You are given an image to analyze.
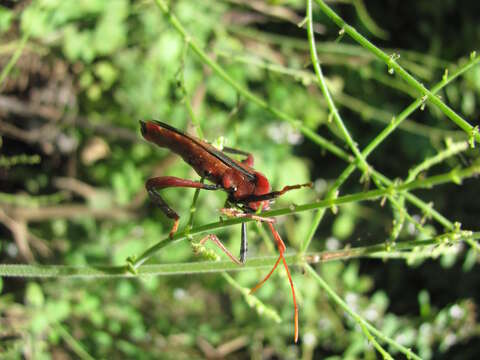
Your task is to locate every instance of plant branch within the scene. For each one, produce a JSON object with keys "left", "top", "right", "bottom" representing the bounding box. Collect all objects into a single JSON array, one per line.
[
  {"left": 312, "top": 0, "right": 480, "bottom": 143},
  {"left": 2, "top": 232, "right": 478, "bottom": 278},
  {"left": 214, "top": 50, "right": 465, "bottom": 140},
  {"left": 301, "top": 53, "right": 480, "bottom": 251},
  {"left": 307, "top": 0, "right": 369, "bottom": 175},
  {"left": 130, "top": 163, "right": 479, "bottom": 268},
  {"left": 0, "top": 30, "right": 30, "bottom": 87},
  {"left": 305, "top": 264, "right": 421, "bottom": 360}
]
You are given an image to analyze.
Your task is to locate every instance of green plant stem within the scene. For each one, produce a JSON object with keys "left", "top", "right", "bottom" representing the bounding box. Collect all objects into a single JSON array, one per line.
[
  {"left": 464, "top": 237, "right": 480, "bottom": 252},
  {"left": 215, "top": 50, "right": 466, "bottom": 140},
  {"left": 306, "top": 0, "right": 369, "bottom": 175},
  {"left": 0, "top": 154, "right": 41, "bottom": 168},
  {"left": 334, "top": 92, "right": 465, "bottom": 140},
  {"left": 387, "top": 194, "right": 432, "bottom": 237},
  {"left": 179, "top": 42, "right": 204, "bottom": 139},
  {"left": 222, "top": 272, "right": 281, "bottom": 323},
  {"left": 0, "top": 30, "right": 30, "bottom": 87},
  {"left": 229, "top": 26, "right": 449, "bottom": 69},
  {"left": 2, "top": 232, "right": 478, "bottom": 278},
  {"left": 0, "top": 191, "right": 69, "bottom": 207},
  {"left": 406, "top": 141, "right": 469, "bottom": 182},
  {"left": 228, "top": 26, "right": 443, "bottom": 80},
  {"left": 359, "top": 321, "right": 393, "bottom": 360},
  {"left": 130, "top": 163, "right": 478, "bottom": 267},
  {"left": 55, "top": 323, "right": 95, "bottom": 360},
  {"left": 312, "top": 0, "right": 480, "bottom": 143},
  {"left": 351, "top": 0, "right": 388, "bottom": 40},
  {"left": 305, "top": 264, "right": 421, "bottom": 360},
  {"left": 301, "top": 54, "right": 480, "bottom": 252}
]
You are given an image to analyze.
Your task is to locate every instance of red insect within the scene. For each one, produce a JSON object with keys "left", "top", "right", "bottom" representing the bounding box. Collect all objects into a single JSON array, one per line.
[{"left": 140, "top": 120, "right": 311, "bottom": 342}]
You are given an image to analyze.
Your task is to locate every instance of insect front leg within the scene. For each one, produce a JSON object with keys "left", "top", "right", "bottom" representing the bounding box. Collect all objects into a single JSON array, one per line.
[
  {"left": 146, "top": 176, "right": 220, "bottom": 238},
  {"left": 220, "top": 207, "right": 276, "bottom": 264}
]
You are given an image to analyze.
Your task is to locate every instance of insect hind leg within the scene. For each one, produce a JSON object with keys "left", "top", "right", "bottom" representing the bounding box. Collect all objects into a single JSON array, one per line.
[
  {"left": 146, "top": 176, "right": 220, "bottom": 238},
  {"left": 196, "top": 234, "right": 244, "bottom": 265}
]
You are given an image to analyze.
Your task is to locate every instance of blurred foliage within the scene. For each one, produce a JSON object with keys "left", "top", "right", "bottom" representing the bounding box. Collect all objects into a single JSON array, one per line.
[{"left": 1, "top": 0, "right": 480, "bottom": 358}]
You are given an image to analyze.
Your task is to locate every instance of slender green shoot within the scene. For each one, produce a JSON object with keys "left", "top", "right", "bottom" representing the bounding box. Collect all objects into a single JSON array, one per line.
[
  {"left": 0, "top": 30, "right": 30, "bottom": 87},
  {"left": 307, "top": 0, "right": 370, "bottom": 175},
  {"left": 306, "top": 264, "right": 421, "bottom": 360},
  {"left": 312, "top": 0, "right": 480, "bottom": 143},
  {"left": 1, "top": 232, "right": 478, "bottom": 278}
]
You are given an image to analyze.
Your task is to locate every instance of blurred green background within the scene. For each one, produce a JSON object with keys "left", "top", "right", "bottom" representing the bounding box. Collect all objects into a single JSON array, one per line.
[{"left": 1, "top": 0, "right": 479, "bottom": 359}]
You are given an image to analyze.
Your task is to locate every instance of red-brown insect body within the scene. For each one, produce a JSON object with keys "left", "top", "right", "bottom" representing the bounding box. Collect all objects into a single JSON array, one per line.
[
  {"left": 142, "top": 120, "right": 272, "bottom": 211},
  {"left": 141, "top": 120, "right": 311, "bottom": 342}
]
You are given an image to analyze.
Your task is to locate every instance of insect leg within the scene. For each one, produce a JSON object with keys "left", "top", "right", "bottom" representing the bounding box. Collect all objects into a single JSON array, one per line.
[
  {"left": 146, "top": 176, "right": 220, "bottom": 238},
  {"left": 249, "top": 223, "right": 286, "bottom": 295},
  {"left": 219, "top": 208, "right": 277, "bottom": 264},
  {"left": 250, "top": 222, "right": 299, "bottom": 343},
  {"left": 197, "top": 234, "right": 243, "bottom": 265},
  {"left": 219, "top": 203, "right": 250, "bottom": 264},
  {"left": 239, "top": 222, "right": 248, "bottom": 264}
]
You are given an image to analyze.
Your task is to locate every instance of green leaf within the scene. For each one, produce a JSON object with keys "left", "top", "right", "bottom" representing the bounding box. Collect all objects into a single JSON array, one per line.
[
  {"left": 63, "top": 25, "right": 95, "bottom": 63},
  {"left": 26, "top": 282, "right": 44, "bottom": 307},
  {"left": 94, "top": 61, "right": 118, "bottom": 89},
  {"left": 93, "top": 0, "right": 128, "bottom": 56},
  {"left": 332, "top": 213, "right": 355, "bottom": 240},
  {"left": 0, "top": 7, "right": 13, "bottom": 33}
]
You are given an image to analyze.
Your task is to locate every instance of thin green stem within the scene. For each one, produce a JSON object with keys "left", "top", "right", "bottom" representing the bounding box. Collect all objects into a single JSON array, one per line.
[
  {"left": 351, "top": 0, "right": 388, "bottom": 40},
  {"left": 222, "top": 273, "right": 281, "bottom": 323},
  {"left": 228, "top": 26, "right": 444, "bottom": 80},
  {"left": 313, "top": 0, "right": 480, "bottom": 143},
  {"left": 179, "top": 42, "right": 204, "bottom": 139},
  {"left": 307, "top": 0, "right": 369, "bottom": 174},
  {"left": 0, "top": 30, "right": 30, "bottom": 87},
  {"left": 305, "top": 264, "right": 421, "bottom": 360},
  {"left": 403, "top": 191, "right": 452, "bottom": 229},
  {"left": 131, "top": 163, "right": 479, "bottom": 268},
  {"left": 406, "top": 141, "right": 468, "bottom": 182},
  {"left": 387, "top": 195, "right": 433, "bottom": 237},
  {"left": 215, "top": 50, "right": 463, "bottom": 140},
  {"left": 186, "top": 179, "right": 203, "bottom": 233},
  {"left": 0, "top": 154, "right": 41, "bottom": 168},
  {"left": 464, "top": 237, "right": 480, "bottom": 253},
  {"left": 301, "top": 54, "right": 480, "bottom": 251},
  {"left": 359, "top": 321, "right": 394, "bottom": 360},
  {"left": 54, "top": 323, "right": 95, "bottom": 360},
  {"left": 2, "top": 232, "right": 478, "bottom": 277}
]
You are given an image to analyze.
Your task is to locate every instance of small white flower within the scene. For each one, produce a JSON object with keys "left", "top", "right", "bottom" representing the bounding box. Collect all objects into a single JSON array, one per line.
[{"left": 449, "top": 304, "right": 464, "bottom": 320}]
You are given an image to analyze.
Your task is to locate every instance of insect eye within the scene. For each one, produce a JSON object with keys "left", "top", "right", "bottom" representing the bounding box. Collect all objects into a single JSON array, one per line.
[{"left": 232, "top": 186, "right": 237, "bottom": 192}]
